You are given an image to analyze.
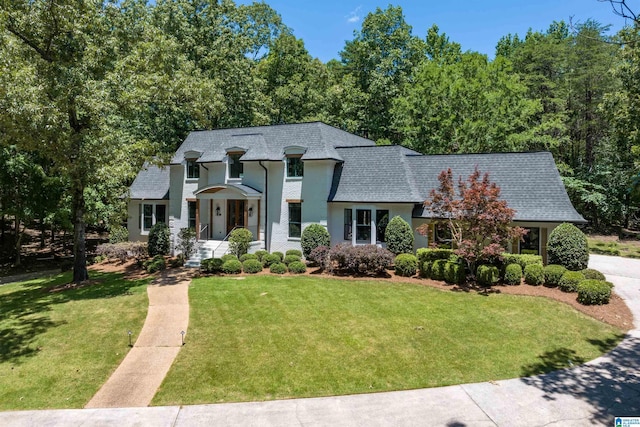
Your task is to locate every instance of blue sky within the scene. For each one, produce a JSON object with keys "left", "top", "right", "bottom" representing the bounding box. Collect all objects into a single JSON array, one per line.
[{"left": 238, "top": 0, "right": 630, "bottom": 62}]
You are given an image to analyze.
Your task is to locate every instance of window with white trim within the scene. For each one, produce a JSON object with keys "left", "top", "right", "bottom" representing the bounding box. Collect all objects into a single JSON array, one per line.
[
  {"left": 520, "top": 227, "right": 540, "bottom": 255},
  {"left": 287, "top": 156, "right": 303, "bottom": 177},
  {"left": 188, "top": 201, "right": 197, "bottom": 229},
  {"left": 228, "top": 153, "right": 244, "bottom": 179},
  {"left": 344, "top": 209, "right": 352, "bottom": 240},
  {"left": 289, "top": 203, "right": 301, "bottom": 238},
  {"left": 356, "top": 209, "right": 371, "bottom": 242},
  {"left": 139, "top": 203, "right": 167, "bottom": 232},
  {"left": 186, "top": 160, "right": 199, "bottom": 179}
]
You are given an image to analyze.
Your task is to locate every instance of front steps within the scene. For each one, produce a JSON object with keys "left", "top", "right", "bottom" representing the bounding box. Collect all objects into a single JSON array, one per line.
[{"left": 184, "top": 240, "right": 229, "bottom": 268}]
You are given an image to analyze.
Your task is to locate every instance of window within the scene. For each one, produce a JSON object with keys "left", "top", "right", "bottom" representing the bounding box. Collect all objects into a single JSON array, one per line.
[
  {"left": 143, "top": 204, "right": 153, "bottom": 230},
  {"left": 434, "top": 223, "right": 452, "bottom": 248},
  {"left": 188, "top": 201, "right": 197, "bottom": 229},
  {"left": 520, "top": 227, "right": 540, "bottom": 255},
  {"left": 289, "top": 203, "right": 301, "bottom": 238},
  {"left": 287, "top": 156, "right": 303, "bottom": 177},
  {"left": 229, "top": 153, "right": 244, "bottom": 179},
  {"left": 344, "top": 209, "right": 352, "bottom": 240},
  {"left": 356, "top": 209, "right": 371, "bottom": 241},
  {"left": 376, "top": 210, "right": 389, "bottom": 243},
  {"left": 140, "top": 203, "right": 166, "bottom": 232},
  {"left": 156, "top": 205, "right": 166, "bottom": 225},
  {"left": 186, "top": 160, "right": 199, "bottom": 179}
]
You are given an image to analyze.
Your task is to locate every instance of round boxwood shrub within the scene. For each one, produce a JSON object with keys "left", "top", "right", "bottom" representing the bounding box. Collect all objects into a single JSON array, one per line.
[
  {"left": 148, "top": 222, "right": 170, "bottom": 256},
  {"left": 263, "top": 253, "right": 281, "bottom": 267},
  {"left": 270, "top": 262, "right": 287, "bottom": 274},
  {"left": 239, "top": 253, "right": 258, "bottom": 262},
  {"left": 543, "top": 264, "right": 566, "bottom": 287},
  {"left": 503, "top": 263, "right": 522, "bottom": 285},
  {"left": 558, "top": 271, "right": 586, "bottom": 292},
  {"left": 430, "top": 259, "right": 447, "bottom": 281},
  {"left": 254, "top": 250, "right": 268, "bottom": 262},
  {"left": 476, "top": 265, "right": 499, "bottom": 287},
  {"left": 419, "top": 261, "right": 432, "bottom": 279},
  {"left": 301, "top": 224, "right": 331, "bottom": 258},
  {"left": 577, "top": 279, "right": 612, "bottom": 305},
  {"left": 283, "top": 254, "right": 301, "bottom": 265},
  {"left": 394, "top": 253, "right": 418, "bottom": 277},
  {"left": 228, "top": 228, "right": 253, "bottom": 257},
  {"left": 286, "top": 249, "right": 303, "bottom": 258},
  {"left": 444, "top": 261, "right": 465, "bottom": 285},
  {"left": 385, "top": 216, "right": 414, "bottom": 255},
  {"left": 242, "top": 259, "right": 263, "bottom": 274},
  {"left": 222, "top": 259, "right": 242, "bottom": 274},
  {"left": 272, "top": 251, "right": 284, "bottom": 261},
  {"left": 201, "top": 258, "right": 223, "bottom": 274},
  {"left": 547, "top": 223, "right": 589, "bottom": 271},
  {"left": 288, "top": 261, "right": 307, "bottom": 274},
  {"left": 581, "top": 268, "right": 606, "bottom": 281},
  {"left": 221, "top": 254, "right": 239, "bottom": 263},
  {"left": 524, "top": 264, "right": 544, "bottom": 286}
]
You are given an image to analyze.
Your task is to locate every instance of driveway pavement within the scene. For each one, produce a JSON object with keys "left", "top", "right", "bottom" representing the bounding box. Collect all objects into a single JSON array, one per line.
[{"left": 0, "top": 255, "right": 638, "bottom": 426}]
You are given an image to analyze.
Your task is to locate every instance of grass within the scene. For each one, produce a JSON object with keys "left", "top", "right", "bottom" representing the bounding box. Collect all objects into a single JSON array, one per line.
[
  {"left": 153, "top": 275, "right": 623, "bottom": 405},
  {"left": 588, "top": 236, "right": 640, "bottom": 258},
  {"left": 0, "top": 271, "right": 149, "bottom": 410}
]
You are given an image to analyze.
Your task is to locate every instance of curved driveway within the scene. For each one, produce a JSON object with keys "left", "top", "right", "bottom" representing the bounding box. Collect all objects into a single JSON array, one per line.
[{"left": 1, "top": 255, "right": 639, "bottom": 426}]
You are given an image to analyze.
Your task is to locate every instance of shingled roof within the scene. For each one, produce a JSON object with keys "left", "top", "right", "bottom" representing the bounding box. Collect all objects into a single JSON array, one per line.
[
  {"left": 129, "top": 163, "right": 170, "bottom": 200},
  {"left": 171, "top": 122, "right": 375, "bottom": 164}
]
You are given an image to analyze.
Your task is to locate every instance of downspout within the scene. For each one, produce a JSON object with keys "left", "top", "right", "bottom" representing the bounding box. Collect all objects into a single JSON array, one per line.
[{"left": 259, "top": 161, "right": 269, "bottom": 252}]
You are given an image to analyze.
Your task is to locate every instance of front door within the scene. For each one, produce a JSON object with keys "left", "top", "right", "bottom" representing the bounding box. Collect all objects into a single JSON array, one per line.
[{"left": 227, "top": 199, "right": 246, "bottom": 234}]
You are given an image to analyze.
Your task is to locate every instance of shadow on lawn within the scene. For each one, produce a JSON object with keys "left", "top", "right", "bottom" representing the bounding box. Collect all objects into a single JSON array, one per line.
[
  {"left": 520, "top": 333, "right": 640, "bottom": 424},
  {"left": 0, "top": 271, "right": 146, "bottom": 364}
]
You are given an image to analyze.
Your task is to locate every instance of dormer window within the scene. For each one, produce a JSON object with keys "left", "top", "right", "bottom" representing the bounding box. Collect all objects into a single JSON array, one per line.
[
  {"left": 229, "top": 152, "right": 244, "bottom": 179},
  {"left": 287, "top": 155, "right": 303, "bottom": 178},
  {"left": 186, "top": 160, "right": 199, "bottom": 179}
]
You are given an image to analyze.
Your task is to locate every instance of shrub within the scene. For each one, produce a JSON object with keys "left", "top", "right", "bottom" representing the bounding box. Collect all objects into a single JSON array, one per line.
[
  {"left": 558, "top": 271, "right": 586, "bottom": 292},
  {"left": 221, "top": 254, "right": 238, "bottom": 263},
  {"left": 169, "top": 257, "right": 184, "bottom": 268},
  {"left": 288, "top": 261, "right": 307, "bottom": 274},
  {"left": 239, "top": 253, "right": 258, "bottom": 262},
  {"left": 503, "top": 263, "right": 522, "bottom": 285},
  {"left": 283, "top": 254, "right": 301, "bottom": 265},
  {"left": 272, "top": 251, "right": 284, "bottom": 261},
  {"left": 476, "top": 265, "right": 499, "bottom": 287},
  {"left": 263, "top": 253, "right": 281, "bottom": 267},
  {"left": 270, "top": 262, "right": 287, "bottom": 274},
  {"left": 581, "top": 268, "right": 606, "bottom": 281},
  {"left": 228, "top": 228, "right": 253, "bottom": 257},
  {"left": 577, "top": 280, "right": 612, "bottom": 305},
  {"left": 242, "top": 259, "right": 263, "bottom": 274},
  {"left": 328, "top": 244, "right": 393, "bottom": 275},
  {"left": 547, "top": 223, "right": 589, "bottom": 271},
  {"left": 222, "top": 259, "right": 242, "bottom": 274},
  {"left": 254, "top": 250, "right": 268, "bottom": 262},
  {"left": 176, "top": 227, "right": 196, "bottom": 260},
  {"left": 148, "top": 222, "right": 170, "bottom": 256},
  {"left": 93, "top": 254, "right": 107, "bottom": 264},
  {"left": 420, "top": 261, "right": 432, "bottom": 278},
  {"left": 416, "top": 248, "right": 454, "bottom": 264},
  {"left": 544, "top": 264, "right": 566, "bottom": 287},
  {"left": 109, "top": 225, "right": 128, "bottom": 244},
  {"left": 524, "top": 264, "right": 544, "bottom": 286},
  {"left": 430, "top": 259, "right": 447, "bottom": 281},
  {"left": 201, "top": 258, "right": 223, "bottom": 274},
  {"left": 286, "top": 249, "right": 303, "bottom": 258},
  {"left": 309, "top": 245, "right": 330, "bottom": 269},
  {"left": 96, "top": 242, "right": 148, "bottom": 263},
  {"left": 444, "top": 261, "right": 465, "bottom": 284},
  {"left": 385, "top": 216, "right": 414, "bottom": 255},
  {"left": 501, "top": 253, "right": 543, "bottom": 270},
  {"left": 300, "top": 224, "right": 331, "bottom": 258},
  {"left": 144, "top": 255, "right": 166, "bottom": 274},
  {"left": 394, "top": 254, "right": 418, "bottom": 277}
]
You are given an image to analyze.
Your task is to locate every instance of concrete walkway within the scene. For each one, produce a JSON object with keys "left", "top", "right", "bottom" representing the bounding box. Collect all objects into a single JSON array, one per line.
[
  {"left": 84, "top": 269, "right": 191, "bottom": 408},
  {"left": 1, "top": 255, "right": 639, "bottom": 426}
]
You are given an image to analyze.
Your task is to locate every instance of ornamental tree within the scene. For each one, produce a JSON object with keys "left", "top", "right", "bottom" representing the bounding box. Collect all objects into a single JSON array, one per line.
[{"left": 419, "top": 167, "right": 526, "bottom": 274}]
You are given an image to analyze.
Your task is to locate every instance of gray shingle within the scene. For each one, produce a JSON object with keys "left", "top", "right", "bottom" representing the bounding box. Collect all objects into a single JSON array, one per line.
[{"left": 129, "top": 163, "right": 170, "bottom": 200}]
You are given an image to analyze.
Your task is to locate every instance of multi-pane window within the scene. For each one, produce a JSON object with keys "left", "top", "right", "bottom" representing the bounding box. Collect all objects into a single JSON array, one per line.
[
  {"left": 229, "top": 153, "right": 244, "bottom": 179},
  {"left": 140, "top": 203, "right": 167, "bottom": 232},
  {"left": 287, "top": 156, "right": 303, "bottom": 177},
  {"left": 376, "top": 210, "right": 389, "bottom": 243},
  {"left": 186, "top": 160, "right": 199, "bottom": 179},
  {"left": 344, "top": 209, "right": 352, "bottom": 240},
  {"left": 289, "top": 203, "right": 301, "bottom": 238},
  {"left": 520, "top": 227, "right": 540, "bottom": 255},
  {"left": 188, "top": 201, "right": 197, "bottom": 229},
  {"left": 356, "top": 209, "right": 371, "bottom": 241}
]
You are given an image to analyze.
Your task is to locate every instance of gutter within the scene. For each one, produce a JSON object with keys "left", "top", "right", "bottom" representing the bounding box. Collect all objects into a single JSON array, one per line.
[{"left": 259, "top": 161, "right": 269, "bottom": 252}]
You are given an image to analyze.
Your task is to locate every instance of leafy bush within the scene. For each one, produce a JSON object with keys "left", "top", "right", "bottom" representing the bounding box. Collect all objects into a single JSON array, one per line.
[
  {"left": 420, "top": 261, "right": 432, "bottom": 278},
  {"left": 547, "top": 223, "right": 589, "bottom": 270},
  {"left": 309, "top": 245, "right": 330, "bottom": 269},
  {"left": 109, "top": 225, "right": 128, "bottom": 244},
  {"left": 263, "top": 253, "right": 281, "bottom": 267},
  {"left": 543, "top": 264, "right": 566, "bottom": 287},
  {"left": 503, "top": 263, "right": 522, "bottom": 285},
  {"left": 222, "top": 259, "right": 242, "bottom": 274},
  {"left": 444, "top": 261, "right": 465, "bottom": 284},
  {"left": 96, "top": 242, "right": 148, "bottom": 263},
  {"left": 239, "top": 253, "right": 258, "bottom": 262},
  {"left": 201, "top": 258, "right": 223, "bottom": 274},
  {"left": 169, "top": 257, "right": 184, "bottom": 268},
  {"left": 176, "top": 227, "right": 196, "bottom": 260},
  {"left": 93, "top": 254, "right": 108, "bottom": 264},
  {"left": 286, "top": 249, "right": 303, "bottom": 258},
  {"left": 577, "top": 280, "right": 612, "bottom": 305},
  {"left": 416, "top": 248, "right": 454, "bottom": 264},
  {"left": 558, "top": 271, "right": 586, "bottom": 292},
  {"left": 228, "top": 228, "right": 253, "bottom": 257},
  {"left": 430, "top": 259, "right": 447, "bottom": 281},
  {"left": 148, "top": 222, "right": 170, "bottom": 256},
  {"left": 270, "top": 262, "right": 287, "bottom": 274},
  {"left": 242, "top": 259, "right": 263, "bottom": 274},
  {"left": 288, "top": 261, "right": 307, "bottom": 274},
  {"left": 524, "top": 264, "right": 544, "bottom": 286},
  {"left": 476, "top": 265, "right": 499, "bottom": 287},
  {"left": 501, "top": 253, "right": 543, "bottom": 270},
  {"left": 272, "top": 252, "right": 284, "bottom": 261},
  {"left": 300, "top": 224, "right": 331, "bottom": 258},
  {"left": 581, "top": 268, "right": 606, "bottom": 281},
  {"left": 328, "top": 243, "right": 393, "bottom": 275},
  {"left": 254, "top": 250, "right": 268, "bottom": 262},
  {"left": 221, "top": 254, "right": 238, "bottom": 263},
  {"left": 283, "top": 254, "right": 301, "bottom": 265},
  {"left": 144, "top": 255, "right": 166, "bottom": 273},
  {"left": 394, "top": 254, "right": 418, "bottom": 277},
  {"left": 385, "top": 216, "right": 414, "bottom": 255}
]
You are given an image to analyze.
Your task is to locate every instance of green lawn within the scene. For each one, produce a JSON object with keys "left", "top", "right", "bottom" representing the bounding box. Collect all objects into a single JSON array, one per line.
[
  {"left": 153, "top": 275, "right": 623, "bottom": 405},
  {"left": 588, "top": 236, "right": 640, "bottom": 258},
  {"left": 0, "top": 271, "right": 149, "bottom": 410}
]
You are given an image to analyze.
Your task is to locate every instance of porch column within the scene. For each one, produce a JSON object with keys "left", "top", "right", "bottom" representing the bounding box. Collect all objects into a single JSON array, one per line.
[{"left": 196, "top": 199, "right": 200, "bottom": 240}]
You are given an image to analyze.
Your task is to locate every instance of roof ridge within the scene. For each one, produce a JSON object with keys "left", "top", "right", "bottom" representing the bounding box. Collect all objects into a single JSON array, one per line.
[{"left": 398, "top": 148, "right": 423, "bottom": 202}]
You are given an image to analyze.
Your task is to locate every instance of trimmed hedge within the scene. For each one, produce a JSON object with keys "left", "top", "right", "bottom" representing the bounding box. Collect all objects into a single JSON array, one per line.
[
  {"left": 221, "top": 254, "right": 239, "bottom": 263},
  {"left": 501, "top": 253, "right": 543, "bottom": 270},
  {"left": 148, "top": 222, "right": 170, "bottom": 257},
  {"left": 581, "top": 268, "right": 606, "bottom": 281},
  {"left": 222, "top": 259, "right": 242, "bottom": 274},
  {"left": 503, "top": 263, "right": 522, "bottom": 285},
  {"left": 547, "top": 223, "right": 589, "bottom": 270},
  {"left": 577, "top": 280, "right": 612, "bottom": 305},
  {"left": 263, "top": 253, "right": 281, "bottom": 267},
  {"left": 430, "top": 259, "right": 447, "bottom": 281},
  {"left": 329, "top": 244, "right": 394, "bottom": 275},
  {"left": 301, "top": 224, "right": 331, "bottom": 258},
  {"left": 270, "top": 262, "right": 287, "bottom": 274},
  {"left": 477, "top": 265, "right": 499, "bottom": 287},
  {"left": 288, "top": 261, "right": 307, "bottom": 274},
  {"left": 385, "top": 216, "right": 414, "bottom": 255},
  {"left": 524, "top": 264, "right": 544, "bottom": 286},
  {"left": 543, "top": 264, "right": 566, "bottom": 287},
  {"left": 286, "top": 249, "right": 303, "bottom": 258},
  {"left": 283, "top": 254, "right": 301, "bottom": 265},
  {"left": 417, "top": 248, "right": 454, "bottom": 264},
  {"left": 239, "top": 253, "right": 258, "bottom": 262},
  {"left": 201, "top": 258, "right": 223, "bottom": 274},
  {"left": 228, "top": 228, "right": 253, "bottom": 257},
  {"left": 254, "top": 250, "right": 268, "bottom": 262},
  {"left": 444, "top": 261, "right": 465, "bottom": 285},
  {"left": 272, "top": 252, "right": 284, "bottom": 261},
  {"left": 420, "top": 261, "right": 432, "bottom": 279},
  {"left": 558, "top": 271, "right": 586, "bottom": 293},
  {"left": 394, "top": 254, "right": 418, "bottom": 277},
  {"left": 242, "top": 259, "right": 263, "bottom": 274},
  {"left": 309, "top": 245, "right": 330, "bottom": 269}
]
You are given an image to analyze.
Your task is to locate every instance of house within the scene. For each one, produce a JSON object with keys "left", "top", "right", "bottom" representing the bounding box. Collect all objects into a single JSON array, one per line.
[{"left": 127, "top": 122, "right": 585, "bottom": 265}]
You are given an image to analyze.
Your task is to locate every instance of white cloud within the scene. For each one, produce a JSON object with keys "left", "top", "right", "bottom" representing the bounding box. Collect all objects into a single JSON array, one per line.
[{"left": 346, "top": 6, "right": 362, "bottom": 24}]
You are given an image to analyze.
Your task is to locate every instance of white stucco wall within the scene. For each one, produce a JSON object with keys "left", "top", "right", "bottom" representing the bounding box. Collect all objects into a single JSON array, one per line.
[{"left": 126, "top": 200, "right": 169, "bottom": 242}]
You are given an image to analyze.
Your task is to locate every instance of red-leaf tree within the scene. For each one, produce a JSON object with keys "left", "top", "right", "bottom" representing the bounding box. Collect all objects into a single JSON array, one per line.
[{"left": 420, "top": 167, "right": 526, "bottom": 273}]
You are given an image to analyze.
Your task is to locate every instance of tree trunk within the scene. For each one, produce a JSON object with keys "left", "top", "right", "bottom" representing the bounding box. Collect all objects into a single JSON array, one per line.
[
  {"left": 72, "top": 184, "right": 89, "bottom": 283},
  {"left": 40, "top": 218, "right": 46, "bottom": 249},
  {"left": 14, "top": 216, "right": 22, "bottom": 267}
]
